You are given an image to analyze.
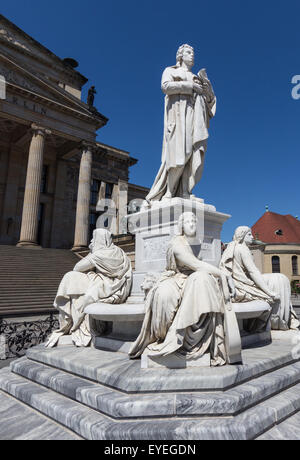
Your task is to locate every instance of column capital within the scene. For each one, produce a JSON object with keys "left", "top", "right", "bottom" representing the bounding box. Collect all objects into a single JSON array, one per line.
[
  {"left": 31, "top": 123, "right": 52, "bottom": 137},
  {"left": 80, "top": 140, "right": 97, "bottom": 153}
]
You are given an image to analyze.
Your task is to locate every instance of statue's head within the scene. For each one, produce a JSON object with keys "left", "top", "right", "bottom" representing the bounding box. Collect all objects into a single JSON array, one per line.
[
  {"left": 177, "top": 212, "right": 197, "bottom": 237},
  {"left": 176, "top": 44, "right": 194, "bottom": 68},
  {"left": 233, "top": 226, "right": 253, "bottom": 245},
  {"left": 89, "top": 228, "right": 112, "bottom": 252}
]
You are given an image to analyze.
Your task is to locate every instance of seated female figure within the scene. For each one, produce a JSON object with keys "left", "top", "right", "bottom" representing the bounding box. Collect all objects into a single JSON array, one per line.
[
  {"left": 129, "top": 212, "right": 233, "bottom": 366},
  {"left": 46, "top": 228, "right": 132, "bottom": 348},
  {"left": 220, "top": 226, "right": 299, "bottom": 331}
]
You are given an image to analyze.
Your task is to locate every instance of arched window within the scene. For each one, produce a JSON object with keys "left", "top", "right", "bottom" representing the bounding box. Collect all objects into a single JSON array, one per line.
[
  {"left": 272, "top": 256, "right": 280, "bottom": 273},
  {"left": 292, "top": 256, "right": 299, "bottom": 276}
]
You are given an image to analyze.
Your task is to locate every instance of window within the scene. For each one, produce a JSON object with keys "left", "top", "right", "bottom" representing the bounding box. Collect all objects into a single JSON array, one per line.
[
  {"left": 292, "top": 256, "right": 299, "bottom": 276},
  {"left": 90, "top": 179, "right": 101, "bottom": 205},
  {"left": 272, "top": 256, "right": 280, "bottom": 273}
]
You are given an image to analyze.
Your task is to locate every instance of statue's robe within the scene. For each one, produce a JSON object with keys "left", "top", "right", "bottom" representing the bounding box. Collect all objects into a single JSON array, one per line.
[
  {"left": 46, "top": 235, "right": 132, "bottom": 348},
  {"left": 146, "top": 66, "right": 216, "bottom": 201},
  {"left": 129, "top": 236, "right": 227, "bottom": 366},
  {"left": 220, "top": 242, "right": 299, "bottom": 331}
]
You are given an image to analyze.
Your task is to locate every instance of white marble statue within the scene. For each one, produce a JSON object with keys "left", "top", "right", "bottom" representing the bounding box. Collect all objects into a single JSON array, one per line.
[
  {"left": 129, "top": 212, "right": 234, "bottom": 366},
  {"left": 220, "top": 226, "right": 300, "bottom": 331},
  {"left": 46, "top": 229, "right": 132, "bottom": 348},
  {"left": 140, "top": 273, "right": 160, "bottom": 300},
  {"left": 146, "top": 44, "right": 216, "bottom": 202}
]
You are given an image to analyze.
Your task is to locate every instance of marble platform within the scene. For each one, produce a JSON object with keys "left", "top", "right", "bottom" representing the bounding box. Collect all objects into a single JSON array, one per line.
[{"left": 0, "top": 339, "right": 300, "bottom": 439}]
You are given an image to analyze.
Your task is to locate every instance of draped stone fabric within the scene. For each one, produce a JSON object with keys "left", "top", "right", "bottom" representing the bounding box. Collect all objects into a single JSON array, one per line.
[
  {"left": 220, "top": 241, "right": 273, "bottom": 303},
  {"left": 263, "top": 273, "right": 299, "bottom": 330},
  {"left": 129, "top": 236, "right": 227, "bottom": 366},
  {"left": 46, "top": 229, "right": 132, "bottom": 348},
  {"left": 220, "top": 234, "right": 299, "bottom": 331},
  {"left": 146, "top": 66, "right": 216, "bottom": 201}
]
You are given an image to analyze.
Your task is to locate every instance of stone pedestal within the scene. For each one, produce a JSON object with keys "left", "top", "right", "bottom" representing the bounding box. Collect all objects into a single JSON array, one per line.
[{"left": 127, "top": 197, "right": 230, "bottom": 298}]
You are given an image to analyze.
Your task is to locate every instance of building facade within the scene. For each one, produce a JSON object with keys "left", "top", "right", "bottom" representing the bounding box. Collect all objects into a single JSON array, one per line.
[
  {"left": 251, "top": 211, "right": 300, "bottom": 287},
  {"left": 0, "top": 15, "right": 147, "bottom": 251}
]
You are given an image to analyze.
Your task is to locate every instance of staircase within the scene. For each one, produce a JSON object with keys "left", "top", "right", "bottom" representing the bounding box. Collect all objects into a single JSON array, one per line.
[
  {"left": 1, "top": 338, "right": 300, "bottom": 439},
  {"left": 0, "top": 246, "right": 78, "bottom": 316}
]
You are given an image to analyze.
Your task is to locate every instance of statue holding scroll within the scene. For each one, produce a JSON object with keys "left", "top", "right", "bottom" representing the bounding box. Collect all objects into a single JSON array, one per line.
[{"left": 146, "top": 44, "right": 216, "bottom": 203}]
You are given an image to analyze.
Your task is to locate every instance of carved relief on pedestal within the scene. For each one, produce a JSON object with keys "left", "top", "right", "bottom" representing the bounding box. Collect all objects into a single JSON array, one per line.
[
  {"left": 143, "top": 234, "right": 171, "bottom": 262},
  {"left": 200, "top": 238, "right": 214, "bottom": 260}
]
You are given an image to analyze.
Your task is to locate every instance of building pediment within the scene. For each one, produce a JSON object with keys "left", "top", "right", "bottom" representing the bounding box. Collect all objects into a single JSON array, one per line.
[
  {"left": 0, "top": 51, "right": 107, "bottom": 127},
  {"left": 0, "top": 15, "right": 87, "bottom": 86}
]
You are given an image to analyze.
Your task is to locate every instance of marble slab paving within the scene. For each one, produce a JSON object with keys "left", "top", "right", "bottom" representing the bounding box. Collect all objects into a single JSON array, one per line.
[
  {"left": 10, "top": 356, "right": 300, "bottom": 418},
  {"left": 26, "top": 341, "right": 298, "bottom": 392},
  {"left": 0, "top": 390, "right": 81, "bottom": 440}
]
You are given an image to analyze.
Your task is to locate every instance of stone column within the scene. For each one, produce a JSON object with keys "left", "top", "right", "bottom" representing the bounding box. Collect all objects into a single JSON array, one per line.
[
  {"left": 17, "top": 124, "right": 51, "bottom": 247},
  {"left": 72, "top": 142, "right": 94, "bottom": 251}
]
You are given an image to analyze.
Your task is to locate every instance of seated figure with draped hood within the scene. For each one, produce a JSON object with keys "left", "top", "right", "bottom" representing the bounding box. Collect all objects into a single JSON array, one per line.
[
  {"left": 220, "top": 226, "right": 299, "bottom": 331},
  {"left": 129, "top": 212, "right": 234, "bottom": 366},
  {"left": 46, "top": 229, "right": 132, "bottom": 348}
]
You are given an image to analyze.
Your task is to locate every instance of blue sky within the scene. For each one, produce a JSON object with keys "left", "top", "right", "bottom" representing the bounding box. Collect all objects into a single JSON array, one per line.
[{"left": 2, "top": 0, "right": 300, "bottom": 241}]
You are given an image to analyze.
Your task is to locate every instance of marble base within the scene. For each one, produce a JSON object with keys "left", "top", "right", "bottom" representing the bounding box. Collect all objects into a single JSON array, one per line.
[
  {"left": 241, "top": 331, "right": 271, "bottom": 348},
  {"left": 1, "top": 339, "right": 300, "bottom": 439},
  {"left": 57, "top": 336, "right": 74, "bottom": 346},
  {"left": 141, "top": 352, "right": 211, "bottom": 369},
  {"left": 94, "top": 337, "right": 133, "bottom": 353},
  {"left": 272, "top": 330, "right": 300, "bottom": 341}
]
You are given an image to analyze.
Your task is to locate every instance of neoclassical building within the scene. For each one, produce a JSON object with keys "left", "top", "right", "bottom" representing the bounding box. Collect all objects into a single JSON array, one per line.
[{"left": 0, "top": 14, "right": 148, "bottom": 251}]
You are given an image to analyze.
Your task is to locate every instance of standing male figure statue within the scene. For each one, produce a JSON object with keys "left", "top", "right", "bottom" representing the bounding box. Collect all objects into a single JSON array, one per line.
[
  {"left": 146, "top": 44, "right": 216, "bottom": 203},
  {"left": 87, "top": 85, "right": 97, "bottom": 108}
]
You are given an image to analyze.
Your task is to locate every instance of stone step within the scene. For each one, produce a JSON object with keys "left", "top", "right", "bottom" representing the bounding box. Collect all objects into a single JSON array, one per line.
[
  {"left": 0, "top": 299, "right": 55, "bottom": 306},
  {"left": 25, "top": 340, "right": 299, "bottom": 393},
  {"left": 1, "top": 358, "right": 300, "bottom": 439},
  {"left": 0, "top": 389, "right": 82, "bottom": 440},
  {"left": 0, "top": 293, "right": 56, "bottom": 299},
  {"left": 257, "top": 411, "right": 300, "bottom": 440},
  {"left": 0, "top": 307, "right": 56, "bottom": 316},
  {"left": 10, "top": 356, "right": 300, "bottom": 419},
  {"left": 0, "top": 246, "right": 77, "bottom": 317}
]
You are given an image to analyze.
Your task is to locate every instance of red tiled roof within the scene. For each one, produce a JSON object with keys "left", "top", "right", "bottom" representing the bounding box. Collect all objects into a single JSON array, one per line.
[{"left": 252, "top": 212, "right": 300, "bottom": 244}]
